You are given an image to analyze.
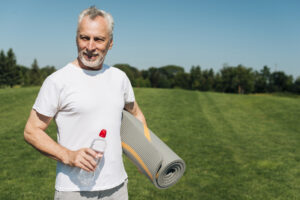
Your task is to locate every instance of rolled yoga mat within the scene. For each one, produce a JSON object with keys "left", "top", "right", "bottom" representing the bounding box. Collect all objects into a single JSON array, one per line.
[{"left": 120, "top": 110, "right": 186, "bottom": 189}]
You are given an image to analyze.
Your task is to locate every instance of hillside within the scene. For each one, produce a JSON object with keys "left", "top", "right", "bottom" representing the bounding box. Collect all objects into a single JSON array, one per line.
[{"left": 0, "top": 87, "right": 299, "bottom": 199}]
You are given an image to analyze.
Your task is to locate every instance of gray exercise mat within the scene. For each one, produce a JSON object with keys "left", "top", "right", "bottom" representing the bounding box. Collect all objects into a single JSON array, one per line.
[{"left": 120, "top": 110, "right": 186, "bottom": 189}]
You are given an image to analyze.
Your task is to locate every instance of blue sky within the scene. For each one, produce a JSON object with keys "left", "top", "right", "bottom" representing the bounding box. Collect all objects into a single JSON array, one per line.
[{"left": 1, "top": 0, "right": 300, "bottom": 78}]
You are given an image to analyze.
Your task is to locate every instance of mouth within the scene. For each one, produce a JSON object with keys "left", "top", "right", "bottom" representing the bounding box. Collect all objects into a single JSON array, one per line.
[{"left": 83, "top": 52, "right": 99, "bottom": 60}]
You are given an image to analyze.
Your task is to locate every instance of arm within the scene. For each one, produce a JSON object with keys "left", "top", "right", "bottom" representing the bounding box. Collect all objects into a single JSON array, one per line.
[
  {"left": 124, "top": 101, "right": 147, "bottom": 127},
  {"left": 24, "top": 109, "right": 99, "bottom": 172}
]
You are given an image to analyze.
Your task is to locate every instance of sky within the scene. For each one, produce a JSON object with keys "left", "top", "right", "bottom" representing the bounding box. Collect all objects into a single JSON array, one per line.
[{"left": 1, "top": 0, "right": 300, "bottom": 78}]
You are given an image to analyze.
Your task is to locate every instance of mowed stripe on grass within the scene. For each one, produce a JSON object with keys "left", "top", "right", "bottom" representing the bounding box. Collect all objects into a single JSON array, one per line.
[{"left": 0, "top": 87, "right": 299, "bottom": 199}]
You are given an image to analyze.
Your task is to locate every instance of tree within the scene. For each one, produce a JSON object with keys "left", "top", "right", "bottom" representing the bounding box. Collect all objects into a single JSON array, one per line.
[
  {"left": 141, "top": 69, "right": 149, "bottom": 80},
  {"left": 213, "top": 73, "right": 223, "bottom": 92},
  {"left": 220, "top": 65, "right": 254, "bottom": 94},
  {"left": 7, "top": 48, "right": 20, "bottom": 87},
  {"left": 189, "top": 66, "right": 202, "bottom": 90},
  {"left": 148, "top": 67, "right": 161, "bottom": 88},
  {"left": 236, "top": 65, "right": 255, "bottom": 94},
  {"left": 220, "top": 66, "right": 235, "bottom": 93},
  {"left": 293, "top": 76, "right": 300, "bottom": 94},
  {"left": 269, "top": 71, "right": 293, "bottom": 92},
  {"left": 29, "top": 59, "right": 42, "bottom": 85},
  {"left": 0, "top": 48, "right": 20, "bottom": 87},
  {"left": 0, "top": 50, "right": 6, "bottom": 86},
  {"left": 158, "top": 65, "right": 184, "bottom": 88},
  {"left": 114, "top": 64, "right": 140, "bottom": 86},
  {"left": 40, "top": 65, "right": 56, "bottom": 81},
  {"left": 135, "top": 77, "right": 151, "bottom": 88},
  {"left": 174, "top": 72, "right": 190, "bottom": 89},
  {"left": 201, "top": 69, "right": 214, "bottom": 91},
  {"left": 17, "top": 65, "right": 31, "bottom": 86},
  {"left": 254, "top": 66, "right": 271, "bottom": 93}
]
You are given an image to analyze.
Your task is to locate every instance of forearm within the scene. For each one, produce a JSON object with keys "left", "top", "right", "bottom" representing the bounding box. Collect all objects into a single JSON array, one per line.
[
  {"left": 24, "top": 110, "right": 99, "bottom": 171},
  {"left": 24, "top": 125, "right": 70, "bottom": 165},
  {"left": 134, "top": 108, "right": 147, "bottom": 127},
  {"left": 125, "top": 101, "right": 147, "bottom": 126}
]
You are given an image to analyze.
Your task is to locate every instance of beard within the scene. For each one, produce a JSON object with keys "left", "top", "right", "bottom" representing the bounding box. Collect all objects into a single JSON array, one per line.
[{"left": 78, "top": 49, "right": 105, "bottom": 69}]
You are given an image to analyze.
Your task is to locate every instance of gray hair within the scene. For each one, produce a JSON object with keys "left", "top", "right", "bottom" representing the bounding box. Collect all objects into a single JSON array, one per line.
[{"left": 77, "top": 6, "right": 114, "bottom": 39}]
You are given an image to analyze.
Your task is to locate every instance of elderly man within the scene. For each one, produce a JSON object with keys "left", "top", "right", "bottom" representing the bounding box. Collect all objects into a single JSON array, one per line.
[{"left": 24, "top": 6, "right": 146, "bottom": 200}]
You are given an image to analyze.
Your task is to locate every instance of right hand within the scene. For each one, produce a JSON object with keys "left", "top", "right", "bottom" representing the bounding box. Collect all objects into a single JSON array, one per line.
[{"left": 65, "top": 148, "right": 103, "bottom": 172}]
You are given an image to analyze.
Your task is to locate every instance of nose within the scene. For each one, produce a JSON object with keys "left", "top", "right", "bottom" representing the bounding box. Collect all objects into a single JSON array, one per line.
[{"left": 87, "top": 39, "right": 96, "bottom": 51}]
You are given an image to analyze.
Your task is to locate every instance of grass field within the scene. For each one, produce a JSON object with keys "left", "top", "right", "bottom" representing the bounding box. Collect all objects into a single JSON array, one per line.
[{"left": 0, "top": 87, "right": 299, "bottom": 199}]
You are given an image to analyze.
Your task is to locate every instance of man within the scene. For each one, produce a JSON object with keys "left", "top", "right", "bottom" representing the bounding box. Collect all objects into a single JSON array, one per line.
[{"left": 24, "top": 6, "right": 146, "bottom": 200}]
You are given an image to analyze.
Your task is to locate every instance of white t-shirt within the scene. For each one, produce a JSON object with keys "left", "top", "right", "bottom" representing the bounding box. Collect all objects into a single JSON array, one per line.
[{"left": 33, "top": 63, "right": 135, "bottom": 191}]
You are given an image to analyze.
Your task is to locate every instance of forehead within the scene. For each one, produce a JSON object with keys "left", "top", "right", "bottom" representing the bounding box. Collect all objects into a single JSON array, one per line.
[{"left": 78, "top": 15, "right": 110, "bottom": 37}]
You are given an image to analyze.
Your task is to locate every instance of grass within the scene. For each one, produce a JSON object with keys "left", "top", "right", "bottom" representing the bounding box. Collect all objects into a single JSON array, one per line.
[{"left": 0, "top": 87, "right": 299, "bottom": 199}]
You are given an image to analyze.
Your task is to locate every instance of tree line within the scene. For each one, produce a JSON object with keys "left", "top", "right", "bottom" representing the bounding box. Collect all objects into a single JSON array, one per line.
[
  {"left": 0, "top": 48, "right": 55, "bottom": 88},
  {"left": 114, "top": 64, "right": 300, "bottom": 94},
  {"left": 1, "top": 48, "right": 300, "bottom": 94}
]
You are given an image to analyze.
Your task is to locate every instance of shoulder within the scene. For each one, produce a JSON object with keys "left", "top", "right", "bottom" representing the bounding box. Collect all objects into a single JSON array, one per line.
[
  {"left": 47, "top": 63, "right": 73, "bottom": 81},
  {"left": 104, "top": 64, "right": 128, "bottom": 79},
  {"left": 42, "top": 63, "right": 74, "bottom": 89}
]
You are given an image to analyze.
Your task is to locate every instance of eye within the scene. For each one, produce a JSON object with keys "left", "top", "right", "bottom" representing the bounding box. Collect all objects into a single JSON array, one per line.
[
  {"left": 79, "top": 35, "right": 90, "bottom": 41},
  {"left": 94, "top": 37, "right": 105, "bottom": 42}
]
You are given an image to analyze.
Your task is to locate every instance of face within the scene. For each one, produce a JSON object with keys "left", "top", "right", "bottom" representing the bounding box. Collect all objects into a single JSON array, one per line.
[{"left": 76, "top": 15, "right": 113, "bottom": 69}]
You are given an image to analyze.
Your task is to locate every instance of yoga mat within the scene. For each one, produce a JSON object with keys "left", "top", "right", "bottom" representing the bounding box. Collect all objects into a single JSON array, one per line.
[{"left": 120, "top": 110, "right": 186, "bottom": 189}]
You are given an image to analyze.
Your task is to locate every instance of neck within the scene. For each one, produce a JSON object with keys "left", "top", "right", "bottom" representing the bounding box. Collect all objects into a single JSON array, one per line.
[{"left": 72, "top": 57, "right": 103, "bottom": 71}]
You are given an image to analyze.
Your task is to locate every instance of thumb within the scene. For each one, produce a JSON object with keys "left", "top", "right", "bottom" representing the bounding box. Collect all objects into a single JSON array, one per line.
[{"left": 96, "top": 152, "right": 103, "bottom": 158}]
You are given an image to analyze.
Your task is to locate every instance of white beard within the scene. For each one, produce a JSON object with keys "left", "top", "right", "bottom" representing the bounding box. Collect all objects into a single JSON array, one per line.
[{"left": 78, "top": 50, "right": 105, "bottom": 69}]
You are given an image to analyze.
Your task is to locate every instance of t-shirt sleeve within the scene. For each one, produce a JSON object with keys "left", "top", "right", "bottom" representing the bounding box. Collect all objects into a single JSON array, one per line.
[
  {"left": 33, "top": 77, "right": 60, "bottom": 117},
  {"left": 123, "top": 74, "right": 135, "bottom": 104}
]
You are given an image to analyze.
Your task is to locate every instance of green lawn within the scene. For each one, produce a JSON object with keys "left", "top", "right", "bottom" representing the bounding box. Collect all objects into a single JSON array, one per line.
[{"left": 0, "top": 87, "right": 299, "bottom": 199}]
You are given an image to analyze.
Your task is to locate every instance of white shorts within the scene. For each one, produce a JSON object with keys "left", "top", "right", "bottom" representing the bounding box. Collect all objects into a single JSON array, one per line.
[{"left": 54, "top": 179, "right": 128, "bottom": 200}]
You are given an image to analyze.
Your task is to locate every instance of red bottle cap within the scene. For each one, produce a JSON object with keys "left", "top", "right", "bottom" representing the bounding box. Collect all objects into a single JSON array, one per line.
[{"left": 99, "top": 129, "right": 107, "bottom": 138}]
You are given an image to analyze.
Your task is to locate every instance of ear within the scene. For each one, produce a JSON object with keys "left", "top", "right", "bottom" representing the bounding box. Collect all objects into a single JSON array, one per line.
[{"left": 108, "top": 38, "right": 113, "bottom": 50}]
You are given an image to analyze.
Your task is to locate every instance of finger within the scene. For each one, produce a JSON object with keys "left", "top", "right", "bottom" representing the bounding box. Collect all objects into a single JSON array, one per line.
[
  {"left": 78, "top": 162, "right": 92, "bottom": 172},
  {"left": 80, "top": 159, "right": 95, "bottom": 172},
  {"left": 96, "top": 152, "right": 103, "bottom": 159},
  {"left": 86, "top": 156, "right": 98, "bottom": 170},
  {"left": 73, "top": 149, "right": 95, "bottom": 171},
  {"left": 85, "top": 148, "right": 98, "bottom": 159},
  {"left": 85, "top": 149, "right": 101, "bottom": 166},
  {"left": 84, "top": 150, "right": 99, "bottom": 167}
]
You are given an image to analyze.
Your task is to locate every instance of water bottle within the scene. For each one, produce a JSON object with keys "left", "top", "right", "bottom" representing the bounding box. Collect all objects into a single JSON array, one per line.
[{"left": 78, "top": 129, "right": 107, "bottom": 185}]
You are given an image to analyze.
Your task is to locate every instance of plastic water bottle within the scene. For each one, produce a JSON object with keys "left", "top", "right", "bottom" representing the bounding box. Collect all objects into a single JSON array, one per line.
[{"left": 78, "top": 129, "right": 107, "bottom": 185}]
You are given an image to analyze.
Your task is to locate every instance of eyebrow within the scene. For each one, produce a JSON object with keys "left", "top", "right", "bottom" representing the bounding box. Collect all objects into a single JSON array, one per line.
[
  {"left": 79, "top": 34, "right": 89, "bottom": 38},
  {"left": 79, "top": 34, "right": 106, "bottom": 40}
]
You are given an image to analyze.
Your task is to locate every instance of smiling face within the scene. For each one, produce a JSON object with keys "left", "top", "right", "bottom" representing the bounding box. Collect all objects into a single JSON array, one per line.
[{"left": 76, "top": 15, "right": 113, "bottom": 70}]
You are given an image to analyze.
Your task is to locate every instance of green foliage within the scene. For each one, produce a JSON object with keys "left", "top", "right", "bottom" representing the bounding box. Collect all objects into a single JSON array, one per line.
[
  {"left": 201, "top": 69, "right": 215, "bottom": 91},
  {"left": 147, "top": 67, "right": 161, "bottom": 88},
  {"left": 159, "top": 65, "right": 184, "bottom": 77},
  {"left": 213, "top": 73, "right": 223, "bottom": 92},
  {"left": 190, "top": 65, "right": 202, "bottom": 90},
  {"left": 139, "top": 65, "right": 185, "bottom": 88},
  {"left": 254, "top": 66, "right": 271, "bottom": 93},
  {"left": 0, "top": 49, "right": 20, "bottom": 87},
  {"left": 40, "top": 65, "right": 56, "bottom": 82},
  {"left": 17, "top": 65, "right": 30, "bottom": 86},
  {"left": 1, "top": 87, "right": 300, "bottom": 199},
  {"left": 29, "top": 59, "right": 42, "bottom": 85},
  {"left": 113, "top": 64, "right": 140, "bottom": 86},
  {"left": 0, "top": 50, "right": 7, "bottom": 86},
  {"left": 0, "top": 49, "right": 56, "bottom": 88},
  {"left": 135, "top": 77, "right": 151, "bottom": 88},
  {"left": 0, "top": 48, "right": 299, "bottom": 94},
  {"left": 158, "top": 65, "right": 185, "bottom": 88},
  {"left": 269, "top": 71, "right": 294, "bottom": 92},
  {"left": 174, "top": 72, "right": 190, "bottom": 89},
  {"left": 221, "top": 64, "right": 255, "bottom": 94},
  {"left": 293, "top": 76, "right": 300, "bottom": 94}
]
